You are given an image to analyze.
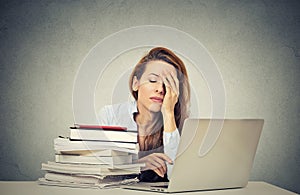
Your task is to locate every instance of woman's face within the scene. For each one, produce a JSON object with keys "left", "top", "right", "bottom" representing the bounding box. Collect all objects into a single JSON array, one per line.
[{"left": 133, "top": 60, "right": 177, "bottom": 113}]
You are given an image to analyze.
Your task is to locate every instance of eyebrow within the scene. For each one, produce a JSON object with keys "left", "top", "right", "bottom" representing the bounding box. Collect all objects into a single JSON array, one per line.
[{"left": 148, "top": 73, "right": 160, "bottom": 77}]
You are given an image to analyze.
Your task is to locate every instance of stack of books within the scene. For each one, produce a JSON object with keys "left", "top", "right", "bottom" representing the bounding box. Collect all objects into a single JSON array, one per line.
[{"left": 38, "top": 124, "right": 144, "bottom": 189}]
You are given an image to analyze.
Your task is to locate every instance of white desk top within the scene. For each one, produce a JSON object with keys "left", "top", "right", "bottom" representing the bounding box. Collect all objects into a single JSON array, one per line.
[{"left": 0, "top": 181, "right": 297, "bottom": 195}]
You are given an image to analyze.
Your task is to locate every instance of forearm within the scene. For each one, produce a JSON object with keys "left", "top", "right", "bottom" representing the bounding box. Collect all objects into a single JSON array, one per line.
[
  {"left": 163, "top": 129, "right": 180, "bottom": 179},
  {"left": 162, "top": 112, "right": 177, "bottom": 133}
]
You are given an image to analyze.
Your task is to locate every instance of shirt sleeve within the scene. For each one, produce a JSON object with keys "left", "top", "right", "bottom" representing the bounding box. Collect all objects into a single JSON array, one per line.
[
  {"left": 98, "top": 105, "right": 111, "bottom": 125},
  {"left": 163, "top": 129, "right": 180, "bottom": 180}
]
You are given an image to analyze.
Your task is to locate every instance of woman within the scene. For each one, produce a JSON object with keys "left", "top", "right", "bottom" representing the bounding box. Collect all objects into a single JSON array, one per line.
[{"left": 99, "top": 47, "right": 190, "bottom": 182}]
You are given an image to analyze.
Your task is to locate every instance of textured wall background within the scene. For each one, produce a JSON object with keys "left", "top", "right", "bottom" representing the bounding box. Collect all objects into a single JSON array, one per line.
[{"left": 0, "top": 0, "right": 299, "bottom": 193}]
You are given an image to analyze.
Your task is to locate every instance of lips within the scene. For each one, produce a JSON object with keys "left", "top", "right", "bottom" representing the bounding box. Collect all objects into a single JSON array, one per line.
[{"left": 150, "top": 96, "right": 163, "bottom": 103}]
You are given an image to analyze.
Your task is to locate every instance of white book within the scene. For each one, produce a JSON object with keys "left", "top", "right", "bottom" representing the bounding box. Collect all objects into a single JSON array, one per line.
[
  {"left": 38, "top": 176, "right": 139, "bottom": 189},
  {"left": 44, "top": 172, "right": 102, "bottom": 184},
  {"left": 47, "top": 161, "right": 145, "bottom": 170},
  {"left": 55, "top": 154, "right": 132, "bottom": 165},
  {"left": 38, "top": 178, "right": 99, "bottom": 189},
  {"left": 54, "top": 137, "right": 139, "bottom": 152},
  {"left": 69, "top": 128, "right": 137, "bottom": 143},
  {"left": 56, "top": 149, "right": 129, "bottom": 156},
  {"left": 42, "top": 161, "right": 143, "bottom": 176},
  {"left": 44, "top": 172, "right": 138, "bottom": 184}
]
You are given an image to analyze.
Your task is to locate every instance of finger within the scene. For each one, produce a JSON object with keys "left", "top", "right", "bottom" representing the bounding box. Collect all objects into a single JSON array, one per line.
[
  {"left": 163, "top": 71, "right": 179, "bottom": 97},
  {"left": 154, "top": 168, "right": 165, "bottom": 177},
  {"left": 151, "top": 159, "right": 166, "bottom": 177},
  {"left": 157, "top": 166, "right": 165, "bottom": 177},
  {"left": 139, "top": 157, "right": 161, "bottom": 171},
  {"left": 145, "top": 161, "right": 165, "bottom": 177},
  {"left": 139, "top": 154, "right": 168, "bottom": 172},
  {"left": 165, "top": 73, "right": 177, "bottom": 94},
  {"left": 162, "top": 73, "right": 170, "bottom": 88},
  {"left": 142, "top": 161, "right": 159, "bottom": 171},
  {"left": 152, "top": 153, "right": 169, "bottom": 166},
  {"left": 153, "top": 162, "right": 166, "bottom": 177},
  {"left": 170, "top": 71, "right": 179, "bottom": 94},
  {"left": 162, "top": 76, "right": 171, "bottom": 97},
  {"left": 155, "top": 153, "right": 173, "bottom": 164},
  {"left": 149, "top": 156, "right": 167, "bottom": 173},
  {"left": 154, "top": 158, "right": 167, "bottom": 174}
]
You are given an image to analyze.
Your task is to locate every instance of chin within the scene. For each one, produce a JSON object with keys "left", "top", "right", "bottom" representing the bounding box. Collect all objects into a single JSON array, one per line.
[{"left": 148, "top": 104, "right": 162, "bottom": 113}]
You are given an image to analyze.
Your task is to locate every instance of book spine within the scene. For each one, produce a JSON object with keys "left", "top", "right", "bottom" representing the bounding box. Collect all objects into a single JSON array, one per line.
[{"left": 69, "top": 129, "right": 137, "bottom": 143}]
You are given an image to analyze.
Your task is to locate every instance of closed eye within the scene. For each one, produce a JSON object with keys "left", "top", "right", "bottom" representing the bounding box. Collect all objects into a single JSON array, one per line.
[{"left": 148, "top": 73, "right": 160, "bottom": 83}]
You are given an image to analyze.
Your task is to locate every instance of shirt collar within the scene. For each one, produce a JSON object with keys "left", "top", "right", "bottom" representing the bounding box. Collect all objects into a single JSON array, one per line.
[{"left": 129, "top": 100, "right": 138, "bottom": 122}]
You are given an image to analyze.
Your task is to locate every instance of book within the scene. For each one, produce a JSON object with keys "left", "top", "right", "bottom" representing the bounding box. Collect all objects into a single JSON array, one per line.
[
  {"left": 43, "top": 172, "right": 138, "bottom": 184},
  {"left": 69, "top": 128, "right": 137, "bottom": 143},
  {"left": 44, "top": 172, "right": 102, "bottom": 184},
  {"left": 57, "top": 149, "right": 129, "bottom": 157},
  {"left": 54, "top": 137, "right": 139, "bottom": 152},
  {"left": 38, "top": 175, "right": 139, "bottom": 189},
  {"left": 55, "top": 154, "right": 133, "bottom": 165},
  {"left": 47, "top": 161, "right": 145, "bottom": 170},
  {"left": 38, "top": 178, "right": 100, "bottom": 189},
  {"left": 72, "top": 124, "right": 127, "bottom": 131},
  {"left": 42, "top": 161, "right": 144, "bottom": 176},
  {"left": 38, "top": 124, "right": 142, "bottom": 189}
]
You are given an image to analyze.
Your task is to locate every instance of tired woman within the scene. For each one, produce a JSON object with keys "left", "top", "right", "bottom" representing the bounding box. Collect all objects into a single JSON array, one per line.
[{"left": 99, "top": 47, "right": 190, "bottom": 182}]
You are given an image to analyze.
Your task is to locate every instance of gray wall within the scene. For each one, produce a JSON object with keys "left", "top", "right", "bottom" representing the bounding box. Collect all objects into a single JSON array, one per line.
[{"left": 0, "top": 0, "right": 299, "bottom": 193}]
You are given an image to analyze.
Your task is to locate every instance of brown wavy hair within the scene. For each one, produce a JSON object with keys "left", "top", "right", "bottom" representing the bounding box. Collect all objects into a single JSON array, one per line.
[{"left": 129, "top": 47, "right": 190, "bottom": 151}]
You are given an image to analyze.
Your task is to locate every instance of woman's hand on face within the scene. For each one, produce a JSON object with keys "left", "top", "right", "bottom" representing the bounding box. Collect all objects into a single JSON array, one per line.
[
  {"left": 161, "top": 70, "right": 179, "bottom": 116},
  {"left": 137, "top": 153, "right": 173, "bottom": 178}
]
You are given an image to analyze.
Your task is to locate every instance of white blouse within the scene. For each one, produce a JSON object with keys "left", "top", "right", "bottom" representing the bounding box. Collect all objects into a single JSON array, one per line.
[{"left": 98, "top": 101, "right": 180, "bottom": 179}]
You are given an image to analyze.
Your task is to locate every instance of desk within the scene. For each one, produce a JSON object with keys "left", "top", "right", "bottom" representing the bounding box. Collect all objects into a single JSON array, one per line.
[{"left": 0, "top": 181, "right": 297, "bottom": 195}]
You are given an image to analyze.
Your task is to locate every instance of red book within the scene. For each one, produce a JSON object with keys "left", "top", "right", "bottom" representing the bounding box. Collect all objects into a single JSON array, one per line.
[{"left": 71, "top": 124, "right": 128, "bottom": 131}]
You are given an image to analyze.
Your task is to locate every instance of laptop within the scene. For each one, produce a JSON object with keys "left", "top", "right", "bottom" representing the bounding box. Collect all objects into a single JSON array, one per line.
[{"left": 122, "top": 118, "right": 264, "bottom": 193}]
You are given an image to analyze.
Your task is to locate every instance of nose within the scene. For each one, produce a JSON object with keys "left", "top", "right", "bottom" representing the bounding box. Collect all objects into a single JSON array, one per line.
[{"left": 155, "top": 83, "right": 165, "bottom": 95}]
